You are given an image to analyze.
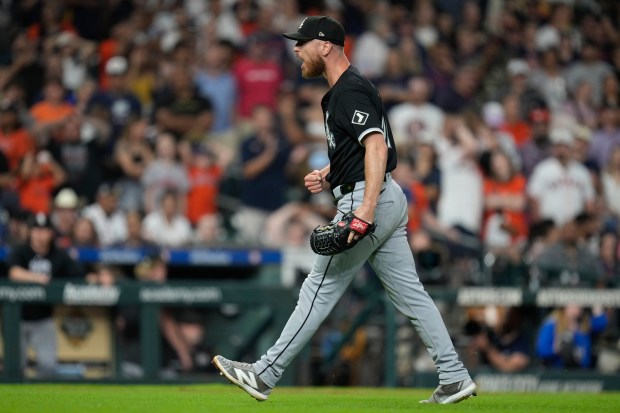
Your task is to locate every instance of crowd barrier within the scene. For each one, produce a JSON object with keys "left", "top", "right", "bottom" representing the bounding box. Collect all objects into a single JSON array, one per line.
[{"left": 1, "top": 277, "right": 620, "bottom": 388}]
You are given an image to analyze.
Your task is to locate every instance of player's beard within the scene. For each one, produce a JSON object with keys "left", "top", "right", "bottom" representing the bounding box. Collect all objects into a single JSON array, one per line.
[{"left": 301, "top": 53, "right": 325, "bottom": 78}]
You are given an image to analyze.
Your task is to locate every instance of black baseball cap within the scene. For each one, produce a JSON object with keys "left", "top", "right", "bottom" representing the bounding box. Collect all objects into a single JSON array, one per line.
[
  {"left": 283, "top": 16, "right": 345, "bottom": 46},
  {"left": 28, "top": 212, "right": 53, "bottom": 229}
]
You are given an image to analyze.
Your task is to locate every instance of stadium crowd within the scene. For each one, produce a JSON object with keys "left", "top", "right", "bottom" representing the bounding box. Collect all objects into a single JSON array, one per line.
[{"left": 1, "top": 0, "right": 620, "bottom": 378}]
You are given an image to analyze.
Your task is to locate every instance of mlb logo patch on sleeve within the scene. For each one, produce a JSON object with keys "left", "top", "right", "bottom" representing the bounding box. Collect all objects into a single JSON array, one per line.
[{"left": 351, "top": 110, "right": 369, "bottom": 125}]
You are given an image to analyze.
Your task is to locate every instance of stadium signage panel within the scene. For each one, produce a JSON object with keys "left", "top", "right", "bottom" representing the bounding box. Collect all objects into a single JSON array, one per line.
[
  {"left": 0, "top": 286, "right": 46, "bottom": 302},
  {"left": 475, "top": 373, "right": 603, "bottom": 393},
  {"left": 139, "top": 286, "right": 223, "bottom": 303},
  {"left": 536, "top": 288, "right": 620, "bottom": 307},
  {"left": 186, "top": 250, "right": 235, "bottom": 265},
  {"left": 62, "top": 283, "right": 121, "bottom": 305},
  {"left": 456, "top": 287, "right": 523, "bottom": 306},
  {"left": 98, "top": 248, "right": 145, "bottom": 264}
]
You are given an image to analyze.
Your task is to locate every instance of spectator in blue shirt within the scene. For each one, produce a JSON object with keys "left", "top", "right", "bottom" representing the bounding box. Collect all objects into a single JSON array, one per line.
[{"left": 536, "top": 304, "right": 608, "bottom": 369}]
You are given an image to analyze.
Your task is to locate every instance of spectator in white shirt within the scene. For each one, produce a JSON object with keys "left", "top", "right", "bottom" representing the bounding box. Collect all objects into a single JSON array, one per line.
[
  {"left": 527, "top": 128, "right": 596, "bottom": 226},
  {"left": 388, "top": 75, "right": 445, "bottom": 154},
  {"left": 142, "top": 189, "right": 192, "bottom": 248},
  {"left": 81, "top": 183, "right": 127, "bottom": 247}
]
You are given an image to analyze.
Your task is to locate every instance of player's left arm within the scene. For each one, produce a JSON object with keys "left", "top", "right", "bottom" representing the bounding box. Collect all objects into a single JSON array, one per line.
[
  {"left": 335, "top": 89, "right": 388, "bottom": 226},
  {"left": 355, "top": 132, "right": 387, "bottom": 224}
]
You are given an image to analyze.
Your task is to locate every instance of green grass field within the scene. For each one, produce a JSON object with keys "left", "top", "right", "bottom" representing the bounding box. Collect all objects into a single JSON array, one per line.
[{"left": 1, "top": 384, "right": 619, "bottom": 413}]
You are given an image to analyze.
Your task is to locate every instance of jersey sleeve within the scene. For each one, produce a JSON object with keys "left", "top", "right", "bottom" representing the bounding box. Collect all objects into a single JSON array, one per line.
[{"left": 334, "top": 90, "right": 384, "bottom": 145}]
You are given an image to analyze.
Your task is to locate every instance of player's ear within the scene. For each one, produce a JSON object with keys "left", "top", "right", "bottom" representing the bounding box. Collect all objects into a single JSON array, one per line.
[{"left": 321, "top": 41, "right": 333, "bottom": 56}]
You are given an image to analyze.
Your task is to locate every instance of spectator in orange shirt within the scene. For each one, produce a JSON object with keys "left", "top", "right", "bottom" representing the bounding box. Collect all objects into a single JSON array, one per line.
[
  {"left": 17, "top": 150, "right": 66, "bottom": 215},
  {"left": 481, "top": 149, "right": 528, "bottom": 261},
  {"left": 0, "top": 102, "right": 35, "bottom": 210},
  {"left": 0, "top": 102, "right": 35, "bottom": 172},
  {"left": 29, "top": 77, "right": 75, "bottom": 143},
  {"left": 186, "top": 144, "right": 222, "bottom": 225},
  {"left": 499, "top": 94, "right": 532, "bottom": 148}
]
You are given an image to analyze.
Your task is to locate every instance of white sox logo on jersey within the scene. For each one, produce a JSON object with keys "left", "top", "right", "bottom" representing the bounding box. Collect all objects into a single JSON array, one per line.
[
  {"left": 351, "top": 110, "right": 369, "bottom": 125},
  {"left": 325, "top": 111, "right": 336, "bottom": 149},
  {"left": 234, "top": 367, "right": 258, "bottom": 388}
]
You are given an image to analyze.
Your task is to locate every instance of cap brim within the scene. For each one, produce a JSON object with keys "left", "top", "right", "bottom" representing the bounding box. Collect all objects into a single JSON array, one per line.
[{"left": 283, "top": 31, "right": 314, "bottom": 42}]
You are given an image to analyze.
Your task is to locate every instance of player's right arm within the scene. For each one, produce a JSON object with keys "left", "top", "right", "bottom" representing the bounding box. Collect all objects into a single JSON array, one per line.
[{"left": 304, "top": 164, "right": 330, "bottom": 194}]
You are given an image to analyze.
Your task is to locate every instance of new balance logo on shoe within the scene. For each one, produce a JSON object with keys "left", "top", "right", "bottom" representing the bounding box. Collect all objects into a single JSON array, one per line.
[
  {"left": 234, "top": 368, "right": 258, "bottom": 388},
  {"left": 213, "top": 355, "right": 272, "bottom": 402}
]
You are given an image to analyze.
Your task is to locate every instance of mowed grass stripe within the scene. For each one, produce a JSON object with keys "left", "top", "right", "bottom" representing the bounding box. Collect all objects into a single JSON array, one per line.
[{"left": 0, "top": 384, "right": 619, "bottom": 413}]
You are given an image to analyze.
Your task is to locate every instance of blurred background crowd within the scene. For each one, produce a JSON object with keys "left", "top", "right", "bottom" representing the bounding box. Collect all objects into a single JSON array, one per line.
[{"left": 1, "top": 0, "right": 620, "bottom": 381}]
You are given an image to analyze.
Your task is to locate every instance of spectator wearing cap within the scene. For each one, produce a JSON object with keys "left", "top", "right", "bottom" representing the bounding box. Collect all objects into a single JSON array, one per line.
[
  {"left": 519, "top": 108, "right": 553, "bottom": 178},
  {"left": 86, "top": 56, "right": 142, "bottom": 150},
  {"left": 6, "top": 212, "right": 86, "bottom": 377},
  {"left": 51, "top": 187, "right": 80, "bottom": 249},
  {"left": 588, "top": 105, "right": 620, "bottom": 171},
  {"left": 527, "top": 128, "right": 596, "bottom": 226},
  {"left": 494, "top": 59, "right": 546, "bottom": 120},
  {"left": 81, "top": 182, "right": 128, "bottom": 247}
]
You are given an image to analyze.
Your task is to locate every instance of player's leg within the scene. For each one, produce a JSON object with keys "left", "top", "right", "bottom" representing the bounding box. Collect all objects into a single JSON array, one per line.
[
  {"left": 252, "top": 249, "right": 370, "bottom": 387},
  {"left": 20, "top": 322, "right": 31, "bottom": 372},
  {"left": 214, "top": 218, "right": 375, "bottom": 400},
  {"left": 367, "top": 179, "right": 472, "bottom": 385},
  {"left": 32, "top": 318, "right": 58, "bottom": 377}
]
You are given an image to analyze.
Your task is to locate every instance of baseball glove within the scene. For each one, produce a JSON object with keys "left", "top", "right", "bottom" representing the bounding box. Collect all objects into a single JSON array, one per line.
[{"left": 310, "top": 211, "right": 376, "bottom": 256}]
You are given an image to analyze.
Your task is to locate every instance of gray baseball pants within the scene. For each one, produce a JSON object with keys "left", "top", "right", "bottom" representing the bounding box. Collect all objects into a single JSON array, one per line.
[
  {"left": 20, "top": 317, "right": 58, "bottom": 377},
  {"left": 253, "top": 175, "right": 470, "bottom": 388}
]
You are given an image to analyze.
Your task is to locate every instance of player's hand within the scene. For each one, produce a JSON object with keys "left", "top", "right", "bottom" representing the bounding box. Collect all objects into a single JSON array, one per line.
[
  {"left": 304, "top": 170, "right": 325, "bottom": 194},
  {"left": 349, "top": 207, "right": 374, "bottom": 244}
]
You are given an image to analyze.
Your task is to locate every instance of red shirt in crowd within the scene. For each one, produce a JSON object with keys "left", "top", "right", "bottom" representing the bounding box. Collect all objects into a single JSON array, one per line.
[{"left": 233, "top": 57, "right": 283, "bottom": 119}]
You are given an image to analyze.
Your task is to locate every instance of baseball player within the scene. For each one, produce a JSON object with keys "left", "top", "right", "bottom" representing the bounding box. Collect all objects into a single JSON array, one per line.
[{"left": 213, "top": 16, "right": 477, "bottom": 404}]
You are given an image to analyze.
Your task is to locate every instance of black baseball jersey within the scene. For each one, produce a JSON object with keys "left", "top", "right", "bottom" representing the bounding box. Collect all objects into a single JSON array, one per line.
[
  {"left": 321, "top": 66, "right": 397, "bottom": 187},
  {"left": 7, "top": 243, "right": 83, "bottom": 321}
]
